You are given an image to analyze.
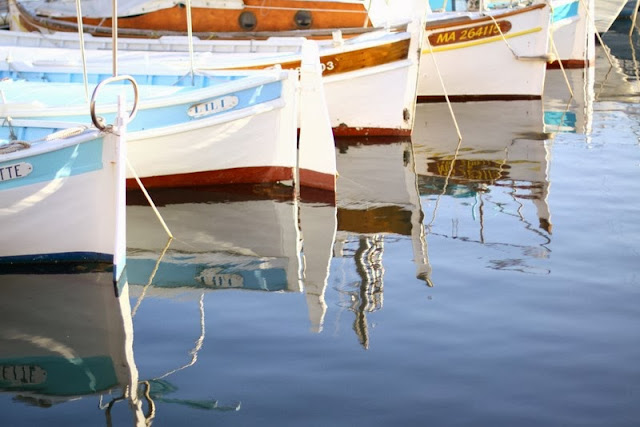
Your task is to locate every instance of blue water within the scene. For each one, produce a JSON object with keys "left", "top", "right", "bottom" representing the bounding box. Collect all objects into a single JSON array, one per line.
[{"left": 2, "top": 25, "right": 640, "bottom": 427}]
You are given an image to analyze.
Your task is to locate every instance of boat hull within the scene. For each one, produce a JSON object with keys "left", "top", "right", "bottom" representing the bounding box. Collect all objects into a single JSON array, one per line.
[
  {"left": 9, "top": 0, "right": 371, "bottom": 36},
  {"left": 547, "top": 0, "right": 596, "bottom": 69},
  {"left": 0, "top": 129, "right": 125, "bottom": 278},
  {"left": 0, "top": 28, "right": 418, "bottom": 136},
  {"left": 0, "top": 71, "right": 300, "bottom": 189},
  {"left": 418, "top": 3, "right": 551, "bottom": 101}
]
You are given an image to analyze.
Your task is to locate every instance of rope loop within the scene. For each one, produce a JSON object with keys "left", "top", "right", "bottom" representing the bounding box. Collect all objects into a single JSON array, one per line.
[
  {"left": 0, "top": 140, "right": 31, "bottom": 154},
  {"left": 44, "top": 125, "right": 89, "bottom": 141}
]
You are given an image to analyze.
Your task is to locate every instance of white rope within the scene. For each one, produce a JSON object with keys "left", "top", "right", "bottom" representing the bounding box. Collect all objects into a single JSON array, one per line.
[
  {"left": 548, "top": 29, "right": 575, "bottom": 98},
  {"left": 423, "top": 35, "right": 462, "bottom": 140},
  {"left": 131, "top": 237, "right": 173, "bottom": 317},
  {"left": 74, "top": 0, "right": 89, "bottom": 103},
  {"left": 126, "top": 158, "right": 174, "bottom": 239},
  {"left": 574, "top": 0, "right": 615, "bottom": 67},
  {"left": 112, "top": 0, "right": 118, "bottom": 76},
  {"left": 156, "top": 293, "right": 206, "bottom": 380},
  {"left": 44, "top": 125, "right": 88, "bottom": 141},
  {"left": 483, "top": 13, "right": 526, "bottom": 59},
  {"left": 186, "top": 0, "right": 195, "bottom": 83}
]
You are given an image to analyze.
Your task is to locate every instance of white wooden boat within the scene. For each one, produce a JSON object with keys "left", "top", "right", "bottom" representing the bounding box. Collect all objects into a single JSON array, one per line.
[
  {"left": 8, "top": 0, "right": 374, "bottom": 37},
  {"left": 0, "top": 90, "right": 129, "bottom": 284},
  {"left": 0, "top": 58, "right": 337, "bottom": 191},
  {"left": 419, "top": 3, "right": 552, "bottom": 101},
  {"left": 478, "top": 0, "right": 595, "bottom": 68},
  {"left": 0, "top": 1, "right": 427, "bottom": 137},
  {"left": 547, "top": 0, "right": 595, "bottom": 68}
]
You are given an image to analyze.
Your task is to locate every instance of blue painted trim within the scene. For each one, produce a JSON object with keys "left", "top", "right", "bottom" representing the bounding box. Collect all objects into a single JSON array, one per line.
[
  {"left": 0, "top": 137, "right": 104, "bottom": 190},
  {"left": 552, "top": 0, "right": 580, "bottom": 23},
  {"left": 544, "top": 111, "right": 577, "bottom": 132},
  {"left": 0, "top": 356, "right": 118, "bottom": 396},
  {"left": 0, "top": 80, "right": 283, "bottom": 135},
  {"left": 127, "top": 258, "right": 288, "bottom": 292}
]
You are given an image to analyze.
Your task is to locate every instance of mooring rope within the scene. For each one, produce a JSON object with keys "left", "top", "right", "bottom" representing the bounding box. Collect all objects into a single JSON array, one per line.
[
  {"left": 484, "top": 13, "right": 526, "bottom": 59},
  {"left": 423, "top": 34, "right": 462, "bottom": 140},
  {"left": 548, "top": 28, "right": 575, "bottom": 98},
  {"left": 74, "top": 0, "right": 89, "bottom": 103},
  {"left": 126, "top": 157, "right": 174, "bottom": 239},
  {"left": 575, "top": 0, "right": 615, "bottom": 67},
  {"left": 186, "top": 0, "right": 195, "bottom": 84},
  {"left": 131, "top": 237, "right": 173, "bottom": 318}
]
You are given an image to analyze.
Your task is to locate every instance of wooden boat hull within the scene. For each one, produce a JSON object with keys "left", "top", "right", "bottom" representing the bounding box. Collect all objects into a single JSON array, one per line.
[
  {"left": 0, "top": 128, "right": 126, "bottom": 281},
  {"left": 418, "top": 3, "right": 551, "bottom": 101},
  {"left": 9, "top": 0, "right": 372, "bottom": 38}
]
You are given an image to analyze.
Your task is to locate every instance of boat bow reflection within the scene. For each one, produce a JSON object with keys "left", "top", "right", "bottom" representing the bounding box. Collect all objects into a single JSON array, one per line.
[
  {"left": 332, "top": 138, "right": 430, "bottom": 348},
  {"left": 0, "top": 273, "right": 145, "bottom": 423},
  {"left": 413, "top": 101, "right": 554, "bottom": 274}
]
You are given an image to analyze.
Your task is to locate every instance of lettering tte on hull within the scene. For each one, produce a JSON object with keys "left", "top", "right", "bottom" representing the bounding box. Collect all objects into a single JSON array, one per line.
[{"left": 0, "top": 162, "right": 33, "bottom": 182}]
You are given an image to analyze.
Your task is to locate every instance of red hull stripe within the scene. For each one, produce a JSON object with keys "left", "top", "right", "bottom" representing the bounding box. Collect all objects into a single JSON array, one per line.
[
  {"left": 126, "top": 166, "right": 294, "bottom": 189},
  {"left": 332, "top": 127, "right": 412, "bottom": 137},
  {"left": 546, "top": 59, "right": 592, "bottom": 69},
  {"left": 299, "top": 168, "right": 336, "bottom": 192}
]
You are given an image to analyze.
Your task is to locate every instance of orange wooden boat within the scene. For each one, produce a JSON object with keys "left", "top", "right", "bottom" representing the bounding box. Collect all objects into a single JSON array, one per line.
[{"left": 10, "top": 0, "right": 377, "bottom": 39}]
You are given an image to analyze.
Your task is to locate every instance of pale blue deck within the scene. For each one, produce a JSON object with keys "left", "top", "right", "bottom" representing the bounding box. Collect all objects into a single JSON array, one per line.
[{"left": 0, "top": 74, "right": 283, "bottom": 137}]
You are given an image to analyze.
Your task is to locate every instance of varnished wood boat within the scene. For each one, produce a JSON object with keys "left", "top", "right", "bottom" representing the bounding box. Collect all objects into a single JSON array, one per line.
[{"left": 9, "top": 0, "right": 375, "bottom": 39}]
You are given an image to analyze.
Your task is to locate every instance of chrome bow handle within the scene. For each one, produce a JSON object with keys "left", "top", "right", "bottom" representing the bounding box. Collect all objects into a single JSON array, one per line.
[{"left": 90, "top": 75, "right": 139, "bottom": 131}]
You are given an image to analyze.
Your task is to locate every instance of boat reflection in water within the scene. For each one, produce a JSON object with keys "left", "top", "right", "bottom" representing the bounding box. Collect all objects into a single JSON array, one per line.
[
  {"left": 544, "top": 67, "right": 595, "bottom": 135},
  {"left": 125, "top": 138, "right": 431, "bottom": 349},
  {"left": 126, "top": 186, "right": 336, "bottom": 333},
  {"left": 332, "top": 138, "right": 430, "bottom": 348},
  {"left": 412, "top": 100, "right": 554, "bottom": 274},
  {"left": 0, "top": 273, "right": 144, "bottom": 424}
]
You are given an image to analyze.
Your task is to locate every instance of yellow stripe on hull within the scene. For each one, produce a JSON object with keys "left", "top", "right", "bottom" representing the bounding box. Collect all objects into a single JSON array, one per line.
[{"left": 422, "top": 27, "right": 543, "bottom": 54}]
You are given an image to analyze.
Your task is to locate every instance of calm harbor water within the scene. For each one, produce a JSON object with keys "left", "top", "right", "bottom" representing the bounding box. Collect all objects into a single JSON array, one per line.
[{"left": 2, "top": 23, "right": 640, "bottom": 427}]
